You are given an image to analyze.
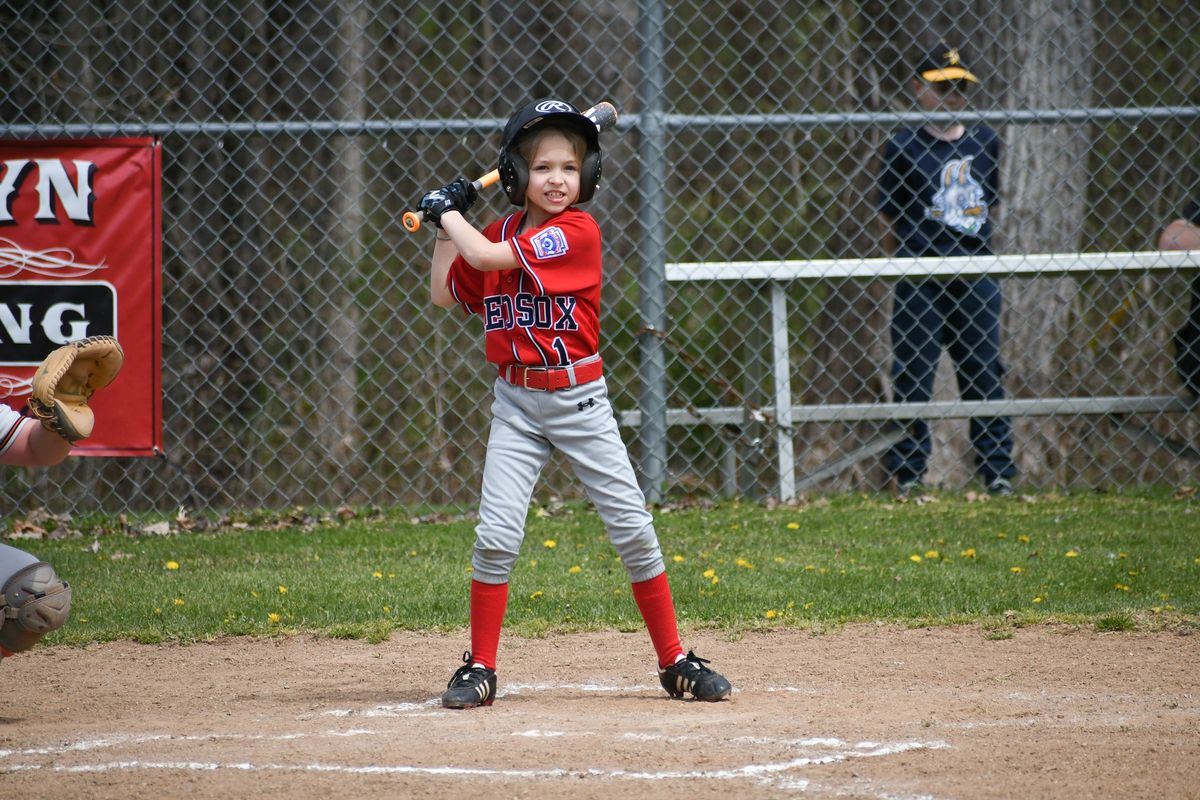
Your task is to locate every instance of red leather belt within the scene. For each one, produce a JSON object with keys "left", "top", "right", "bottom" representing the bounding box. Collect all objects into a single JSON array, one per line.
[{"left": 501, "top": 358, "right": 603, "bottom": 391}]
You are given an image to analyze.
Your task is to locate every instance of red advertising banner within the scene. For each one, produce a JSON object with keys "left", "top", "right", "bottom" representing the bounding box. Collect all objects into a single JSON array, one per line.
[{"left": 0, "top": 138, "right": 162, "bottom": 457}]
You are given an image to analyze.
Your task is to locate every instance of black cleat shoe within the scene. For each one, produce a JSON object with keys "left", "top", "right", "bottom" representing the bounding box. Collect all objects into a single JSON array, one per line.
[
  {"left": 441, "top": 651, "right": 497, "bottom": 709},
  {"left": 659, "top": 650, "right": 732, "bottom": 701}
]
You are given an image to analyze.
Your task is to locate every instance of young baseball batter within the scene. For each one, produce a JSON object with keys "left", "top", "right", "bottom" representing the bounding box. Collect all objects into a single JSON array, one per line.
[{"left": 417, "top": 98, "right": 732, "bottom": 708}]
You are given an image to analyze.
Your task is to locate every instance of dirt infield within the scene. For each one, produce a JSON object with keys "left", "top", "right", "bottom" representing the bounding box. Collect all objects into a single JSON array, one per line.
[{"left": 2, "top": 625, "right": 1197, "bottom": 799}]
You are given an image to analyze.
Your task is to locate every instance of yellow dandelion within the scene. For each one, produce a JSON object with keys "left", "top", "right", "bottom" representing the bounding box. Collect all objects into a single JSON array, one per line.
[
  {"left": 1018, "top": 535, "right": 1031, "bottom": 544},
  {"left": 1127, "top": 570, "right": 1139, "bottom": 577},
  {"left": 278, "top": 585, "right": 288, "bottom": 594},
  {"left": 803, "top": 601, "right": 814, "bottom": 609},
  {"left": 383, "top": 606, "right": 391, "bottom": 613},
  {"left": 250, "top": 591, "right": 259, "bottom": 598},
  {"left": 568, "top": 565, "right": 582, "bottom": 574},
  {"left": 530, "top": 591, "right": 543, "bottom": 600},
  {"left": 165, "top": 560, "right": 180, "bottom": 570},
  {"left": 804, "top": 564, "right": 816, "bottom": 571},
  {"left": 736, "top": 558, "right": 754, "bottom": 569},
  {"left": 543, "top": 539, "right": 557, "bottom": 549},
  {"left": 1010, "top": 566, "right": 1022, "bottom": 574},
  {"left": 174, "top": 598, "right": 185, "bottom": 606},
  {"left": 1118, "top": 552, "right": 1128, "bottom": 559},
  {"left": 786, "top": 522, "right": 800, "bottom": 530},
  {"left": 408, "top": 550, "right": 418, "bottom": 557},
  {"left": 673, "top": 554, "right": 685, "bottom": 563},
  {"left": 1065, "top": 550, "right": 1079, "bottom": 558},
  {"left": 961, "top": 548, "right": 977, "bottom": 558},
  {"left": 373, "top": 571, "right": 383, "bottom": 578},
  {"left": 1033, "top": 596, "right": 1044, "bottom": 603},
  {"left": 703, "top": 568, "right": 716, "bottom": 578},
  {"left": 910, "top": 554, "right": 923, "bottom": 563},
  {"left": 710, "top": 575, "right": 719, "bottom": 585},
  {"left": 268, "top": 612, "right": 281, "bottom": 623},
  {"left": 925, "top": 550, "right": 939, "bottom": 559},
  {"left": 773, "top": 556, "right": 785, "bottom": 563},
  {"left": 765, "top": 609, "right": 779, "bottom": 619},
  {"left": 996, "top": 533, "right": 1008, "bottom": 539},
  {"left": 153, "top": 607, "right": 162, "bottom": 615},
  {"left": 1114, "top": 583, "right": 1130, "bottom": 591}
]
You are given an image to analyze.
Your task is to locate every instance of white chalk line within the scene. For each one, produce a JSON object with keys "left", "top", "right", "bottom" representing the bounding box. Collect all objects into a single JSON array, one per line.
[
  {"left": 0, "top": 728, "right": 382, "bottom": 758},
  {"left": 2, "top": 729, "right": 880, "bottom": 760},
  {"left": 6, "top": 738, "right": 948, "bottom": 791}
]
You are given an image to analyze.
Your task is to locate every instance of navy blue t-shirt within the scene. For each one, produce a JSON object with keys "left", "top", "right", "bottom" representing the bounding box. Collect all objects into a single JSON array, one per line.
[{"left": 877, "top": 126, "right": 1001, "bottom": 257}]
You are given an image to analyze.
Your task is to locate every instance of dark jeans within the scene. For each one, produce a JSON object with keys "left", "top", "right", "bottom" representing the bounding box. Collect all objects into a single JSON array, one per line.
[{"left": 884, "top": 278, "right": 1015, "bottom": 486}]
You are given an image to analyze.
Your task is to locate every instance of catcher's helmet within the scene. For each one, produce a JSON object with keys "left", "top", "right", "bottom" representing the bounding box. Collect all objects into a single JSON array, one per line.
[{"left": 498, "top": 99, "right": 602, "bottom": 206}]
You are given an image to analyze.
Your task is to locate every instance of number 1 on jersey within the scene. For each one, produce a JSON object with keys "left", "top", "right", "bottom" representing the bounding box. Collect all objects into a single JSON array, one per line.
[{"left": 552, "top": 338, "right": 569, "bottom": 365}]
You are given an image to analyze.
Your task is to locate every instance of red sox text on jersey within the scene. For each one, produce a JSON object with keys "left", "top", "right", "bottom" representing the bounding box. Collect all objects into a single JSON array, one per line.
[{"left": 448, "top": 209, "right": 602, "bottom": 368}]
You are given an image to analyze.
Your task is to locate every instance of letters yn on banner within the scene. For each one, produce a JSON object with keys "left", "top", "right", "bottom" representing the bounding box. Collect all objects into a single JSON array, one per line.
[{"left": 0, "top": 138, "right": 163, "bottom": 456}]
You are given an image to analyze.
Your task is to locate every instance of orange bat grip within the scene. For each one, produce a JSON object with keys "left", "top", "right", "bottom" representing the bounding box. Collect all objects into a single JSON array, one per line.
[{"left": 403, "top": 169, "right": 500, "bottom": 234}]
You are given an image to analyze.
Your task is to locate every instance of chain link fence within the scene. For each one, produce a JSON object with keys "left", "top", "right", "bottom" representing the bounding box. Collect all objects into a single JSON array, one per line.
[{"left": 1, "top": 0, "right": 1198, "bottom": 516}]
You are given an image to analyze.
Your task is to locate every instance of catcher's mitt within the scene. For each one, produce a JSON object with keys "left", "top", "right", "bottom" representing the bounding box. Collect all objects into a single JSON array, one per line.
[{"left": 28, "top": 336, "right": 124, "bottom": 443}]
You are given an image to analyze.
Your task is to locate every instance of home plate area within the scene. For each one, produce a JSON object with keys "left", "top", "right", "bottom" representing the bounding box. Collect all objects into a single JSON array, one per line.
[
  {"left": 4, "top": 683, "right": 948, "bottom": 799},
  {"left": 1, "top": 628, "right": 1196, "bottom": 799}
]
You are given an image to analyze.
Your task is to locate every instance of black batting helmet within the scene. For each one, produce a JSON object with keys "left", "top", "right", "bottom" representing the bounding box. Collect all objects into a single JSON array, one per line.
[{"left": 497, "top": 98, "right": 602, "bottom": 206}]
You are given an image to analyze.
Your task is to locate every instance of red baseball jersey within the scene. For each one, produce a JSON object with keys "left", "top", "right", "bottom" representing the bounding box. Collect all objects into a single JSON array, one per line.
[{"left": 447, "top": 208, "right": 602, "bottom": 368}]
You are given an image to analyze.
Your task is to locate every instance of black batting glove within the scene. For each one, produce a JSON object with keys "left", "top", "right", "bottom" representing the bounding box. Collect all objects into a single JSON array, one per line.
[
  {"left": 443, "top": 177, "right": 478, "bottom": 213},
  {"left": 416, "top": 177, "right": 478, "bottom": 229}
]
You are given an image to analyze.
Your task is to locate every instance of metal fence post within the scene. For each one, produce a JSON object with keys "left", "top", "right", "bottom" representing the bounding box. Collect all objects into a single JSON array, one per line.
[
  {"left": 634, "top": 0, "right": 669, "bottom": 503},
  {"left": 770, "top": 281, "right": 795, "bottom": 502}
]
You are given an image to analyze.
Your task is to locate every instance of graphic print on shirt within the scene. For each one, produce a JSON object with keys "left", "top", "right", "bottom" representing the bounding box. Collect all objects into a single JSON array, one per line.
[
  {"left": 926, "top": 157, "right": 987, "bottom": 235},
  {"left": 530, "top": 226, "right": 569, "bottom": 260},
  {"left": 480, "top": 270, "right": 581, "bottom": 365}
]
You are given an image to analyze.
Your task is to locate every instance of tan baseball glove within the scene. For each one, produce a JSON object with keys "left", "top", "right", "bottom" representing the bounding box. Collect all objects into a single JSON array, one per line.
[{"left": 28, "top": 336, "right": 125, "bottom": 443}]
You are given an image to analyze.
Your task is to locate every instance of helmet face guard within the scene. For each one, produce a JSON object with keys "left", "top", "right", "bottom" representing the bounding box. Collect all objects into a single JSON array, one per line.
[{"left": 498, "top": 99, "right": 602, "bottom": 206}]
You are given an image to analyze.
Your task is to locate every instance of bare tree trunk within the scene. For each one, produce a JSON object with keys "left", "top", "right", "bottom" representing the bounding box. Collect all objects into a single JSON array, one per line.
[
  {"left": 321, "top": 3, "right": 369, "bottom": 501},
  {"left": 798, "top": 1, "right": 892, "bottom": 492},
  {"left": 994, "top": 0, "right": 1095, "bottom": 487}
]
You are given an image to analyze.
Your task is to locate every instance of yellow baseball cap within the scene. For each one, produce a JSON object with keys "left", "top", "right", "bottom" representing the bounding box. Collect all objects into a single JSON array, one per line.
[{"left": 917, "top": 45, "right": 979, "bottom": 83}]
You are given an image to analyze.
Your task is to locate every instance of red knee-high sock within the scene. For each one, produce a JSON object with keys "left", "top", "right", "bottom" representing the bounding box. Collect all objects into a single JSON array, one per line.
[
  {"left": 470, "top": 579, "right": 508, "bottom": 670},
  {"left": 631, "top": 572, "right": 685, "bottom": 669}
]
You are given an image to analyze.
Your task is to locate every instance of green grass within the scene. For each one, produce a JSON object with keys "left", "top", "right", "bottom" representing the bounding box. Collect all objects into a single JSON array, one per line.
[{"left": 21, "top": 491, "right": 1200, "bottom": 648}]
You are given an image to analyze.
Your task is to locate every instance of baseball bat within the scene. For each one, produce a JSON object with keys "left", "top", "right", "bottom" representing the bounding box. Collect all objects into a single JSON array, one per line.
[{"left": 402, "top": 101, "right": 619, "bottom": 234}]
